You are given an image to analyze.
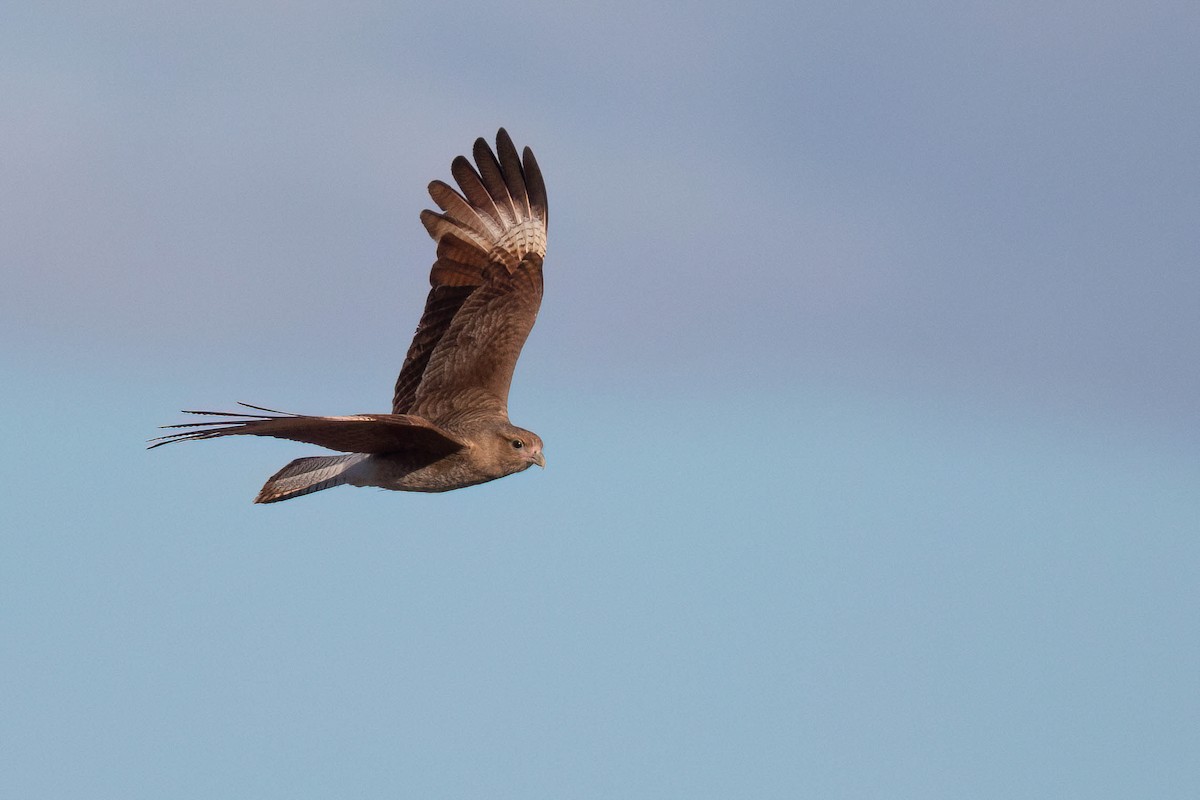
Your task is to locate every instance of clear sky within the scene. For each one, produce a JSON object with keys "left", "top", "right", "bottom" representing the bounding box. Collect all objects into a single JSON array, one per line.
[{"left": 3, "top": 2, "right": 1198, "bottom": 798}]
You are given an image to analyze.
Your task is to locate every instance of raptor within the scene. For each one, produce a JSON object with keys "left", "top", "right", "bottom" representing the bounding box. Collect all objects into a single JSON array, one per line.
[{"left": 151, "top": 129, "right": 549, "bottom": 504}]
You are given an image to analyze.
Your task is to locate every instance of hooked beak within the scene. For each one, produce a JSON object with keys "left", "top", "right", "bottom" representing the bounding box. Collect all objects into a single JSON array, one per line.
[{"left": 531, "top": 451, "right": 546, "bottom": 469}]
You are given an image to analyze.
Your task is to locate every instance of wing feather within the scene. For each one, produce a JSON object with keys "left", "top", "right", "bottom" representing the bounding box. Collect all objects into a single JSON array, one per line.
[
  {"left": 410, "top": 254, "right": 543, "bottom": 421},
  {"left": 473, "top": 136, "right": 517, "bottom": 226},
  {"left": 392, "top": 284, "right": 475, "bottom": 412},
  {"left": 393, "top": 130, "right": 548, "bottom": 414},
  {"left": 496, "top": 129, "right": 530, "bottom": 220},
  {"left": 522, "top": 146, "right": 548, "bottom": 228},
  {"left": 150, "top": 408, "right": 465, "bottom": 455},
  {"left": 427, "top": 180, "right": 499, "bottom": 239},
  {"left": 420, "top": 210, "right": 493, "bottom": 255},
  {"left": 450, "top": 155, "right": 505, "bottom": 233}
]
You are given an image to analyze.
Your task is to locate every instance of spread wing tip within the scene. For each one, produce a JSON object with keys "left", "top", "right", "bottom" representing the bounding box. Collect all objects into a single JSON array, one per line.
[
  {"left": 147, "top": 406, "right": 294, "bottom": 448},
  {"left": 422, "top": 129, "right": 548, "bottom": 282}
]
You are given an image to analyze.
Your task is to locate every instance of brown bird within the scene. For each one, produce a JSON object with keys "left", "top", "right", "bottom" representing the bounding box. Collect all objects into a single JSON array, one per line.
[{"left": 151, "top": 129, "right": 549, "bottom": 503}]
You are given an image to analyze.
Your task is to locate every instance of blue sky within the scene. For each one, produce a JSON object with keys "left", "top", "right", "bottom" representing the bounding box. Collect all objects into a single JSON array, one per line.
[{"left": 3, "top": 2, "right": 1198, "bottom": 798}]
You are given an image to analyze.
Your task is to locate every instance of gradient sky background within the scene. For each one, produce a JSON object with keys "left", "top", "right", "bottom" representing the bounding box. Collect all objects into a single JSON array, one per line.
[{"left": 3, "top": 2, "right": 1198, "bottom": 798}]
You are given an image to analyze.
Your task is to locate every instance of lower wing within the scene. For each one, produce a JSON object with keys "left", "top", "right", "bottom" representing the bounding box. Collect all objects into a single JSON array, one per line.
[{"left": 150, "top": 403, "right": 465, "bottom": 456}]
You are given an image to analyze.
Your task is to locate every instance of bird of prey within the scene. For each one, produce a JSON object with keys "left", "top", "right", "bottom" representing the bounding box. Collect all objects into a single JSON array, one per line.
[{"left": 151, "top": 129, "right": 549, "bottom": 504}]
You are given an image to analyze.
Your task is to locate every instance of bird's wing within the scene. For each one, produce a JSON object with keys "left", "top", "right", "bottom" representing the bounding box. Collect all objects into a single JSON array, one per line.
[
  {"left": 410, "top": 254, "right": 543, "bottom": 421},
  {"left": 149, "top": 404, "right": 466, "bottom": 455},
  {"left": 392, "top": 128, "right": 548, "bottom": 415}
]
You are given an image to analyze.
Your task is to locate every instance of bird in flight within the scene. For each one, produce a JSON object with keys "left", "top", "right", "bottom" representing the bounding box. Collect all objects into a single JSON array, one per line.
[{"left": 151, "top": 129, "right": 549, "bottom": 504}]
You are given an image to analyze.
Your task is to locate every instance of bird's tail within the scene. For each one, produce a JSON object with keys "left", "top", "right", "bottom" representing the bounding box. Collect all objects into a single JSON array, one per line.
[
  {"left": 255, "top": 454, "right": 369, "bottom": 504},
  {"left": 419, "top": 128, "right": 548, "bottom": 287}
]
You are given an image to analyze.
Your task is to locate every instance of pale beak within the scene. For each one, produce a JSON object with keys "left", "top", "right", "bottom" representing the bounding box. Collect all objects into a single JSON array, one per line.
[{"left": 531, "top": 451, "right": 546, "bottom": 469}]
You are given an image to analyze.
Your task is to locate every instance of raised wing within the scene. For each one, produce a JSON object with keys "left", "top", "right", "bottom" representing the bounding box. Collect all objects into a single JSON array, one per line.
[
  {"left": 392, "top": 129, "right": 548, "bottom": 416},
  {"left": 149, "top": 404, "right": 466, "bottom": 455},
  {"left": 410, "top": 255, "right": 543, "bottom": 421}
]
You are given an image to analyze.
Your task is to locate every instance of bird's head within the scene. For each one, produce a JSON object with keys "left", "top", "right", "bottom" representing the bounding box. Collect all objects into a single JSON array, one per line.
[{"left": 493, "top": 424, "right": 545, "bottom": 473}]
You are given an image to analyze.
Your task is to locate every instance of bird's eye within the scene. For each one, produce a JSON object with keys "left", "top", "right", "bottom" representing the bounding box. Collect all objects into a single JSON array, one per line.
[{"left": 511, "top": 439, "right": 524, "bottom": 449}]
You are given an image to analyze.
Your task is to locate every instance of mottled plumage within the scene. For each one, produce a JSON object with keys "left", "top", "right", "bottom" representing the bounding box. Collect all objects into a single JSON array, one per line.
[{"left": 151, "top": 129, "right": 549, "bottom": 503}]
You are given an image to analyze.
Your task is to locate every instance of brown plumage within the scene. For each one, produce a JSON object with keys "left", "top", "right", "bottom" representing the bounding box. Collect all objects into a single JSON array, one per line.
[{"left": 151, "top": 129, "right": 549, "bottom": 503}]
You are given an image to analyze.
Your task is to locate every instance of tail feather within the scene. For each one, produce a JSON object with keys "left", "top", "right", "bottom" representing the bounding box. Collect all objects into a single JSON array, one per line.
[{"left": 255, "top": 454, "right": 368, "bottom": 504}]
